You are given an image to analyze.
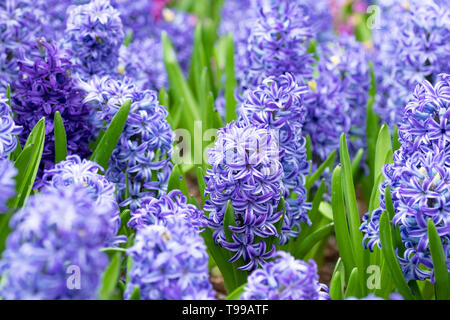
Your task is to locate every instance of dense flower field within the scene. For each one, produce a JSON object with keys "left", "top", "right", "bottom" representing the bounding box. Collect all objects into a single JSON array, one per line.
[{"left": 0, "top": 0, "right": 449, "bottom": 301}]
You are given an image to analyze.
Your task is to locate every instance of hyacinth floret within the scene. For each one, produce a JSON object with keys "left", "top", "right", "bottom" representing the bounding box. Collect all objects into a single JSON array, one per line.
[
  {"left": 125, "top": 215, "right": 215, "bottom": 300},
  {"left": 80, "top": 76, "right": 173, "bottom": 211},
  {"left": 0, "top": 96, "right": 21, "bottom": 159},
  {"left": 240, "top": 73, "right": 311, "bottom": 244},
  {"left": 0, "top": 186, "right": 111, "bottom": 299},
  {"left": 42, "top": 155, "right": 122, "bottom": 243},
  {"left": 241, "top": 251, "right": 330, "bottom": 300},
  {"left": 0, "top": 159, "right": 17, "bottom": 213},
  {"left": 204, "top": 120, "right": 284, "bottom": 270},
  {"left": 65, "top": 0, "right": 124, "bottom": 78}
]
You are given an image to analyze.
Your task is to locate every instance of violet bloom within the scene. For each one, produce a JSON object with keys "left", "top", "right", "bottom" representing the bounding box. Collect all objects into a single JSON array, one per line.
[
  {"left": 65, "top": 0, "right": 124, "bottom": 78},
  {"left": 0, "top": 159, "right": 16, "bottom": 213},
  {"left": 372, "top": 0, "right": 450, "bottom": 127},
  {"left": 12, "top": 39, "right": 93, "bottom": 183},
  {"left": 242, "top": 251, "right": 330, "bottom": 300},
  {"left": 0, "top": 96, "right": 21, "bottom": 159},
  {"left": 204, "top": 120, "right": 284, "bottom": 271},
  {"left": 240, "top": 73, "right": 311, "bottom": 244},
  {"left": 0, "top": 0, "right": 45, "bottom": 91},
  {"left": 0, "top": 186, "right": 111, "bottom": 299},
  {"left": 128, "top": 189, "right": 207, "bottom": 231},
  {"left": 42, "top": 155, "right": 123, "bottom": 244},
  {"left": 125, "top": 216, "right": 215, "bottom": 300},
  {"left": 79, "top": 76, "right": 173, "bottom": 212}
]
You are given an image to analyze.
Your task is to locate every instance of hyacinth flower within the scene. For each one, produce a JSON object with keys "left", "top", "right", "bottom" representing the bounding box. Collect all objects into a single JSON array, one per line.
[
  {"left": 0, "top": 186, "right": 111, "bottom": 299},
  {"left": 241, "top": 251, "right": 330, "bottom": 300},
  {"left": 125, "top": 215, "right": 215, "bottom": 300},
  {"left": 42, "top": 155, "right": 124, "bottom": 245},
  {"left": 12, "top": 39, "right": 93, "bottom": 183},
  {"left": 236, "top": 0, "right": 315, "bottom": 99},
  {"left": 79, "top": 76, "right": 173, "bottom": 212},
  {"left": 0, "top": 159, "right": 17, "bottom": 213},
  {"left": 361, "top": 74, "right": 450, "bottom": 282},
  {"left": 204, "top": 120, "right": 284, "bottom": 271},
  {"left": 128, "top": 189, "right": 207, "bottom": 231},
  {"left": 0, "top": 0, "right": 45, "bottom": 91},
  {"left": 65, "top": 0, "right": 124, "bottom": 79},
  {"left": 240, "top": 73, "right": 311, "bottom": 244},
  {"left": 118, "top": 37, "right": 167, "bottom": 91},
  {"left": 372, "top": 0, "right": 450, "bottom": 127},
  {"left": 304, "top": 35, "right": 370, "bottom": 162},
  {"left": 0, "top": 96, "right": 21, "bottom": 159}
]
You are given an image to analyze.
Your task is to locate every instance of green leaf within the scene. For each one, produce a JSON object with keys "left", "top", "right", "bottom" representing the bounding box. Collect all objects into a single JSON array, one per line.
[
  {"left": 90, "top": 99, "right": 131, "bottom": 170},
  {"left": 351, "top": 148, "right": 364, "bottom": 179},
  {"left": 427, "top": 219, "right": 450, "bottom": 300},
  {"left": 54, "top": 111, "right": 67, "bottom": 163},
  {"left": 293, "top": 223, "right": 334, "bottom": 259},
  {"left": 379, "top": 211, "right": 415, "bottom": 300},
  {"left": 305, "top": 150, "right": 336, "bottom": 191},
  {"left": 196, "top": 166, "right": 207, "bottom": 205},
  {"left": 344, "top": 268, "right": 362, "bottom": 299},
  {"left": 329, "top": 270, "right": 343, "bottom": 300},
  {"left": 374, "top": 125, "right": 393, "bottom": 181},
  {"left": 226, "top": 283, "right": 246, "bottom": 300},
  {"left": 6, "top": 84, "right": 11, "bottom": 106},
  {"left": 167, "top": 164, "right": 189, "bottom": 196},
  {"left": 393, "top": 126, "right": 401, "bottom": 152},
  {"left": 99, "top": 253, "right": 122, "bottom": 300},
  {"left": 129, "top": 286, "right": 140, "bottom": 300},
  {"left": 305, "top": 134, "right": 312, "bottom": 162},
  {"left": 224, "top": 34, "right": 237, "bottom": 123}
]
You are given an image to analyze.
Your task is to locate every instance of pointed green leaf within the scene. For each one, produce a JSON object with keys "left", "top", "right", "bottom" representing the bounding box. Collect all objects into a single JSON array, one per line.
[
  {"left": 344, "top": 268, "right": 362, "bottom": 299},
  {"left": 54, "top": 111, "right": 67, "bottom": 163},
  {"left": 99, "top": 253, "right": 122, "bottom": 300},
  {"left": 305, "top": 150, "right": 336, "bottom": 191},
  {"left": 330, "top": 270, "right": 343, "bottom": 300},
  {"left": 224, "top": 34, "right": 237, "bottom": 123},
  {"left": 427, "top": 219, "right": 450, "bottom": 300},
  {"left": 226, "top": 283, "right": 246, "bottom": 300},
  {"left": 293, "top": 223, "right": 334, "bottom": 259}
]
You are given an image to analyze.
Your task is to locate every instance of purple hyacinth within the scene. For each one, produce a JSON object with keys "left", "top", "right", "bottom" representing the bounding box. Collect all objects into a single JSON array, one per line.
[
  {"left": 241, "top": 251, "right": 330, "bottom": 300},
  {"left": 79, "top": 76, "right": 173, "bottom": 212},
  {"left": 42, "top": 155, "right": 123, "bottom": 244},
  {"left": 372, "top": 0, "right": 450, "bottom": 127},
  {"left": 0, "top": 0, "right": 45, "bottom": 91},
  {"left": 65, "top": 0, "right": 124, "bottom": 78},
  {"left": 236, "top": 0, "right": 315, "bottom": 98},
  {"left": 128, "top": 189, "right": 207, "bottom": 231},
  {"left": 361, "top": 75, "right": 450, "bottom": 282},
  {"left": 0, "top": 96, "right": 21, "bottom": 159},
  {"left": 204, "top": 120, "right": 284, "bottom": 271},
  {"left": 240, "top": 73, "right": 311, "bottom": 244},
  {"left": 118, "top": 37, "right": 167, "bottom": 91},
  {"left": 12, "top": 39, "right": 93, "bottom": 182},
  {"left": 125, "top": 215, "right": 215, "bottom": 300},
  {"left": 304, "top": 35, "right": 370, "bottom": 161},
  {"left": 0, "top": 159, "right": 16, "bottom": 213},
  {"left": 0, "top": 186, "right": 111, "bottom": 299}
]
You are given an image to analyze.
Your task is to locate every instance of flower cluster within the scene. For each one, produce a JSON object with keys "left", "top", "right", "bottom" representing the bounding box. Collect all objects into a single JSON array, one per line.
[
  {"left": 0, "top": 186, "right": 111, "bottom": 299},
  {"left": 240, "top": 73, "right": 311, "bottom": 244},
  {"left": 0, "top": 96, "right": 21, "bottom": 159},
  {"left": 361, "top": 74, "right": 450, "bottom": 282},
  {"left": 12, "top": 39, "right": 93, "bottom": 181},
  {"left": 80, "top": 76, "right": 173, "bottom": 211},
  {"left": 0, "top": 159, "right": 16, "bottom": 213},
  {"left": 241, "top": 251, "right": 330, "bottom": 300},
  {"left": 372, "top": 0, "right": 450, "bottom": 127},
  {"left": 0, "top": 0, "right": 45, "bottom": 91},
  {"left": 128, "top": 190, "right": 207, "bottom": 231},
  {"left": 304, "top": 35, "right": 371, "bottom": 161},
  {"left": 204, "top": 121, "right": 283, "bottom": 270},
  {"left": 65, "top": 0, "right": 124, "bottom": 78},
  {"left": 236, "top": 0, "right": 315, "bottom": 98},
  {"left": 118, "top": 37, "right": 167, "bottom": 91},
  {"left": 125, "top": 215, "right": 215, "bottom": 300},
  {"left": 42, "top": 155, "right": 123, "bottom": 244}
]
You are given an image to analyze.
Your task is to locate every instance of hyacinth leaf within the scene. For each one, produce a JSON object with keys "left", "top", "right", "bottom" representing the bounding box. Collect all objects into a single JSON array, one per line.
[
  {"left": 99, "top": 252, "right": 122, "bottom": 300},
  {"left": 339, "top": 134, "right": 366, "bottom": 292},
  {"left": 225, "top": 33, "right": 237, "bottom": 123},
  {"left": 124, "top": 30, "right": 133, "bottom": 47},
  {"left": 159, "top": 87, "right": 169, "bottom": 109},
  {"left": 167, "top": 164, "right": 189, "bottom": 196},
  {"left": 344, "top": 267, "right": 362, "bottom": 299},
  {"left": 366, "top": 64, "right": 380, "bottom": 187},
  {"left": 54, "top": 111, "right": 67, "bottom": 163},
  {"left": 329, "top": 270, "right": 343, "bottom": 300},
  {"left": 305, "top": 150, "right": 336, "bottom": 191},
  {"left": 374, "top": 125, "right": 393, "bottom": 181},
  {"left": 427, "top": 220, "right": 450, "bottom": 300},
  {"left": 196, "top": 166, "right": 207, "bottom": 205},
  {"left": 189, "top": 24, "right": 208, "bottom": 98},
  {"left": 384, "top": 186, "right": 403, "bottom": 249},
  {"left": 129, "top": 286, "right": 140, "bottom": 300},
  {"left": 90, "top": 99, "right": 131, "bottom": 171},
  {"left": 351, "top": 148, "right": 364, "bottom": 179},
  {"left": 119, "top": 209, "right": 131, "bottom": 236},
  {"left": 379, "top": 211, "right": 415, "bottom": 300},
  {"left": 226, "top": 283, "right": 246, "bottom": 300},
  {"left": 319, "top": 201, "right": 333, "bottom": 220},
  {"left": 393, "top": 126, "right": 401, "bottom": 151},
  {"left": 293, "top": 223, "right": 334, "bottom": 259},
  {"left": 305, "top": 134, "right": 312, "bottom": 162},
  {"left": 331, "top": 165, "right": 355, "bottom": 280},
  {"left": 299, "top": 180, "right": 326, "bottom": 239}
]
